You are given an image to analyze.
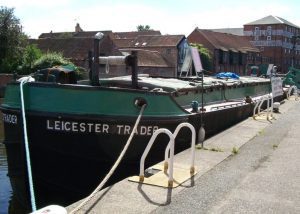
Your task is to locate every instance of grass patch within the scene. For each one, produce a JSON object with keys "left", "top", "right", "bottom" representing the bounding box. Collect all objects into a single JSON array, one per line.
[
  {"left": 209, "top": 147, "right": 223, "bottom": 152},
  {"left": 196, "top": 144, "right": 223, "bottom": 152},
  {"left": 232, "top": 146, "right": 239, "bottom": 154},
  {"left": 258, "top": 129, "right": 265, "bottom": 136},
  {"left": 196, "top": 144, "right": 208, "bottom": 150}
]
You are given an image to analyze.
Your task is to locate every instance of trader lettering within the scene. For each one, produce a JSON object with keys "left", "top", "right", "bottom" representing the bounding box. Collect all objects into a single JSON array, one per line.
[
  {"left": 3, "top": 113, "right": 17, "bottom": 124},
  {"left": 46, "top": 120, "right": 158, "bottom": 136}
]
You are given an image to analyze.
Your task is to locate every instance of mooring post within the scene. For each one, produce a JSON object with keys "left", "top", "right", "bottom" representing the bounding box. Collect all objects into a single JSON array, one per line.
[
  {"left": 200, "top": 70, "right": 206, "bottom": 148},
  {"left": 88, "top": 50, "right": 93, "bottom": 82},
  {"left": 125, "top": 51, "right": 139, "bottom": 89},
  {"left": 131, "top": 51, "right": 138, "bottom": 89},
  {"left": 91, "top": 32, "right": 104, "bottom": 86}
]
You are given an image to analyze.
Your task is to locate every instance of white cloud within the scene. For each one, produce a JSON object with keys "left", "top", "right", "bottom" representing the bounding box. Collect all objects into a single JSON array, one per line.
[{"left": 0, "top": 0, "right": 72, "bottom": 8}]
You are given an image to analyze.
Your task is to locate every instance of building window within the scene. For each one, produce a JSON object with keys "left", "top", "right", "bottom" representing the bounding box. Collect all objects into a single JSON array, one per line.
[
  {"left": 254, "top": 36, "right": 259, "bottom": 41},
  {"left": 267, "top": 36, "right": 271, "bottom": 41},
  {"left": 267, "top": 26, "right": 272, "bottom": 36},
  {"left": 285, "top": 37, "right": 287, "bottom": 42},
  {"left": 285, "top": 49, "right": 287, "bottom": 54},
  {"left": 289, "top": 49, "right": 291, "bottom": 54}
]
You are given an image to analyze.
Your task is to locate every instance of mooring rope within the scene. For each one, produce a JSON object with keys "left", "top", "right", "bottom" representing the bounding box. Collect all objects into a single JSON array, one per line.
[
  {"left": 70, "top": 104, "right": 147, "bottom": 213},
  {"left": 20, "top": 77, "right": 37, "bottom": 211}
]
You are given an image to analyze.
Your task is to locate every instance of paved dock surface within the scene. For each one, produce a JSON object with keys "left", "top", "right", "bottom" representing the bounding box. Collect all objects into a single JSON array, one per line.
[{"left": 67, "top": 98, "right": 300, "bottom": 214}]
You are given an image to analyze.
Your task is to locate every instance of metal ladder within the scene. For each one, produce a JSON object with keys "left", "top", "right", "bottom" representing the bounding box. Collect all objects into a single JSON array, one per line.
[
  {"left": 253, "top": 94, "right": 273, "bottom": 120},
  {"left": 138, "top": 122, "right": 196, "bottom": 187}
]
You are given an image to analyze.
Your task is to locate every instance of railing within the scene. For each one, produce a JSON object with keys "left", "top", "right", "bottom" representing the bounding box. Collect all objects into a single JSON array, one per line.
[
  {"left": 253, "top": 94, "right": 273, "bottom": 120},
  {"left": 139, "top": 122, "right": 196, "bottom": 187},
  {"left": 210, "top": 102, "right": 245, "bottom": 111},
  {"left": 139, "top": 129, "right": 175, "bottom": 187},
  {"left": 164, "top": 123, "right": 196, "bottom": 174}
]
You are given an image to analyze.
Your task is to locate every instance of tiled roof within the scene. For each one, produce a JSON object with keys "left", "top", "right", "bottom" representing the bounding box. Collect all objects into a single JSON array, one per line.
[
  {"left": 244, "top": 15, "right": 300, "bottom": 28},
  {"left": 194, "top": 29, "right": 259, "bottom": 52},
  {"left": 116, "top": 35, "right": 185, "bottom": 48},
  {"left": 120, "top": 49, "right": 171, "bottom": 67},
  {"left": 29, "top": 37, "right": 121, "bottom": 61},
  {"left": 38, "top": 31, "right": 113, "bottom": 39},
  {"left": 113, "top": 31, "right": 161, "bottom": 39},
  {"left": 113, "top": 39, "right": 135, "bottom": 48},
  {"left": 208, "top": 28, "right": 244, "bottom": 36}
]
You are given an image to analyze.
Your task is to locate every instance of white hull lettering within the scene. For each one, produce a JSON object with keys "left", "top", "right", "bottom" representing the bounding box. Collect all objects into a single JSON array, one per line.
[
  {"left": 3, "top": 113, "right": 17, "bottom": 124},
  {"left": 46, "top": 120, "right": 159, "bottom": 136}
]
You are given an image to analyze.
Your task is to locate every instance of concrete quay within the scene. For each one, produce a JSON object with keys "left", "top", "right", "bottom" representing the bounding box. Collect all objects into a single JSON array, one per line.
[{"left": 67, "top": 97, "right": 300, "bottom": 214}]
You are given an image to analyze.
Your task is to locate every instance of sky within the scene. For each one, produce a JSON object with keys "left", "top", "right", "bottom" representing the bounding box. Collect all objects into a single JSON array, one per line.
[{"left": 1, "top": 0, "right": 300, "bottom": 38}]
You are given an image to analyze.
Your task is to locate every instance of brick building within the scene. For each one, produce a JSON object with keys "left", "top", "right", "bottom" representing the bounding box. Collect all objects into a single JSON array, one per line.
[
  {"left": 114, "top": 34, "right": 188, "bottom": 77},
  {"left": 187, "top": 28, "right": 260, "bottom": 75},
  {"left": 31, "top": 24, "right": 187, "bottom": 77},
  {"left": 244, "top": 15, "right": 300, "bottom": 72},
  {"left": 31, "top": 31, "right": 121, "bottom": 69}
]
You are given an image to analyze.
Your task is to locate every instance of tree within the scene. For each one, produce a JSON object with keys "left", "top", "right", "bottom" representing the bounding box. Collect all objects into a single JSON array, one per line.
[
  {"left": 0, "top": 6, "right": 28, "bottom": 73},
  {"left": 32, "top": 52, "right": 83, "bottom": 80},
  {"left": 190, "top": 43, "right": 213, "bottom": 71},
  {"left": 18, "top": 44, "right": 42, "bottom": 74},
  {"left": 137, "top": 25, "right": 152, "bottom": 31},
  {"left": 33, "top": 52, "right": 72, "bottom": 70}
]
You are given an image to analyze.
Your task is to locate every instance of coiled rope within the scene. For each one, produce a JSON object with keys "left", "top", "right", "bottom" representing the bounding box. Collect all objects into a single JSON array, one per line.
[
  {"left": 20, "top": 77, "right": 37, "bottom": 211},
  {"left": 70, "top": 104, "right": 147, "bottom": 213}
]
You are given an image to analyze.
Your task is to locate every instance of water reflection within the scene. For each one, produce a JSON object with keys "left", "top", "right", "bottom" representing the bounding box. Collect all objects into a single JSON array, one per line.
[
  {"left": 0, "top": 143, "right": 12, "bottom": 214},
  {"left": 0, "top": 105, "right": 28, "bottom": 214}
]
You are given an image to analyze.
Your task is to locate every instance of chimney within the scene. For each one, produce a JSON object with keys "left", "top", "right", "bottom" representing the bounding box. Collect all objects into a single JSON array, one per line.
[{"left": 75, "top": 23, "right": 83, "bottom": 33}]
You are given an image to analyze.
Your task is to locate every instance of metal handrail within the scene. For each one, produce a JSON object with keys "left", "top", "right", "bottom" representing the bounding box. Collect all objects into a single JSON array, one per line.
[
  {"left": 253, "top": 96, "right": 264, "bottom": 118},
  {"left": 164, "top": 123, "right": 196, "bottom": 175},
  {"left": 211, "top": 101, "right": 245, "bottom": 110},
  {"left": 253, "top": 94, "right": 273, "bottom": 119},
  {"left": 139, "top": 129, "right": 175, "bottom": 187}
]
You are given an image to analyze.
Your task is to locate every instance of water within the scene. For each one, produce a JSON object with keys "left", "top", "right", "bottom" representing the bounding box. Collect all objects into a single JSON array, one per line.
[
  {"left": 0, "top": 143, "right": 12, "bottom": 214},
  {"left": 0, "top": 100, "right": 12, "bottom": 214},
  {"left": 0, "top": 100, "right": 27, "bottom": 214}
]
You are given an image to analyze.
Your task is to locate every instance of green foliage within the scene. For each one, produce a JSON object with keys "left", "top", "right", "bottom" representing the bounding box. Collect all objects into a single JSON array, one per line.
[
  {"left": 32, "top": 52, "right": 83, "bottom": 80},
  {"left": 33, "top": 52, "right": 72, "bottom": 70},
  {"left": 232, "top": 146, "right": 239, "bottom": 154},
  {"left": 137, "top": 25, "right": 152, "bottom": 31},
  {"left": 190, "top": 43, "right": 213, "bottom": 71},
  {"left": 0, "top": 6, "right": 28, "bottom": 73},
  {"left": 18, "top": 44, "right": 42, "bottom": 75}
]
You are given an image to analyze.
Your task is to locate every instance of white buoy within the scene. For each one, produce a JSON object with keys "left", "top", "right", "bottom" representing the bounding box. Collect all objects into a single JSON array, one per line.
[{"left": 30, "top": 205, "right": 67, "bottom": 214}]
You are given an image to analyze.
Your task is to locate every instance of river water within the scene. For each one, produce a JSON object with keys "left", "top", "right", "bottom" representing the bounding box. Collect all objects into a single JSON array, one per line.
[
  {"left": 0, "top": 101, "right": 27, "bottom": 214},
  {"left": 0, "top": 108, "right": 12, "bottom": 214},
  {"left": 0, "top": 142, "right": 12, "bottom": 214}
]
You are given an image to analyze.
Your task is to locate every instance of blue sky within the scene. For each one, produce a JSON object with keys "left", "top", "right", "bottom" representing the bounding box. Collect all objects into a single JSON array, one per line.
[{"left": 1, "top": 0, "right": 300, "bottom": 38}]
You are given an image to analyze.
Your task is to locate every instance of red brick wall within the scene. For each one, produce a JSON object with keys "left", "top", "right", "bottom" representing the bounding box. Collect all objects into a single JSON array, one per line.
[{"left": 244, "top": 23, "right": 300, "bottom": 72}]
